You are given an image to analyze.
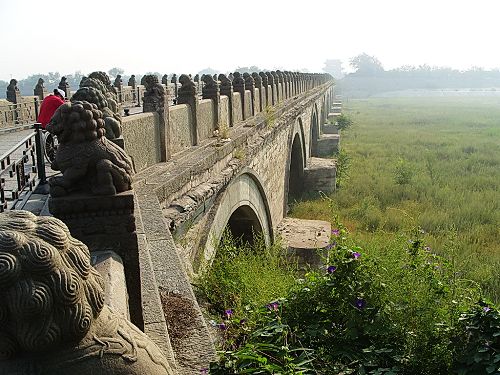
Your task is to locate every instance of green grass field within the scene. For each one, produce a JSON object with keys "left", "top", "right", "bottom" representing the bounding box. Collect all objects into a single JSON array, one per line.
[{"left": 292, "top": 97, "right": 500, "bottom": 301}]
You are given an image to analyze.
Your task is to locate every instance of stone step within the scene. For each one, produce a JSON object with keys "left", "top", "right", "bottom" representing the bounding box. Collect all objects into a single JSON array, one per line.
[
  {"left": 276, "top": 217, "right": 332, "bottom": 269},
  {"left": 317, "top": 133, "right": 340, "bottom": 156}
]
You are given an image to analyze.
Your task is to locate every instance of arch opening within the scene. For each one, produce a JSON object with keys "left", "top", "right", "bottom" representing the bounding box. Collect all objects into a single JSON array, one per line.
[
  {"left": 310, "top": 110, "right": 319, "bottom": 157},
  {"left": 288, "top": 134, "right": 304, "bottom": 199},
  {"left": 225, "top": 205, "right": 263, "bottom": 246},
  {"left": 201, "top": 171, "right": 272, "bottom": 272}
]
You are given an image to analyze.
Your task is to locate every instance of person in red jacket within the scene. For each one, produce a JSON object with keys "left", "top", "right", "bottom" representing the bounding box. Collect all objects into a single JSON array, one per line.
[{"left": 37, "top": 88, "right": 65, "bottom": 128}]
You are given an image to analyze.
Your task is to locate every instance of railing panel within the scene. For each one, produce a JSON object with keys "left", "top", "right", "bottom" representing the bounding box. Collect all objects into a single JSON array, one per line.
[{"left": 0, "top": 125, "right": 46, "bottom": 212}]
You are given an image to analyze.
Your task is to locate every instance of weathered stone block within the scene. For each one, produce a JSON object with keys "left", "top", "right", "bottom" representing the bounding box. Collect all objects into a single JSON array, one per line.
[
  {"left": 122, "top": 112, "right": 162, "bottom": 172},
  {"left": 170, "top": 104, "right": 194, "bottom": 154},
  {"left": 277, "top": 217, "right": 331, "bottom": 268},
  {"left": 304, "top": 157, "right": 336, "bottom": 193},
  {"left": 322, "top": 123, "right": 339, "bottom": 134},
  {"left": 91, "top": 250, "right": 130, "bottom": 319},
  {"left": 317, "top": 134, "right": 340, "bottom": 156},
  {"left": 328, "top": 112, "right": 341, "bottom": 122},
  {"left": 49, "top": 190, "right": 143, "bottom": 330}
]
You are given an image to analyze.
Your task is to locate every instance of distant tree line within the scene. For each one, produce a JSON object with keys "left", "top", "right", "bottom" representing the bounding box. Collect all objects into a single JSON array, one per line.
[{"left": 336, "top": 53, "right": 500, "bottom": 97}]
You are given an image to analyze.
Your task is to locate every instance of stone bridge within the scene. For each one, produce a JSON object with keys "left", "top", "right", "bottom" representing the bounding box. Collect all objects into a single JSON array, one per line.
[{"left": 2, "top": 71, "right": 341, "bottom": 374}]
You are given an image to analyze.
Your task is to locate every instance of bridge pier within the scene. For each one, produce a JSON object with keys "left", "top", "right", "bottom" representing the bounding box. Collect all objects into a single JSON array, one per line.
[
  {"left": 304, "top": 157, "right": 336, "bottom": 194},
  {"left": 317, "top": 133, "right": 340, "bottom": 156}
]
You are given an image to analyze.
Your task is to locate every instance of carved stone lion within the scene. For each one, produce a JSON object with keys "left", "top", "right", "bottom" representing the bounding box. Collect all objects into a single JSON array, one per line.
[
  {"left": 142, "top": 75, "right": 166, "bottom": 112},
  {"left": 46, "top": 100, "right": 134, "bottom": 197},
  {"left": 0, "top": 211, "right": 174, "bottom": 374},
  {"left": 76, "top": 72, "right": 122, "bottom": 139},
  {"left": 178, "top": 74, "right": 196, "bottom": 96}
]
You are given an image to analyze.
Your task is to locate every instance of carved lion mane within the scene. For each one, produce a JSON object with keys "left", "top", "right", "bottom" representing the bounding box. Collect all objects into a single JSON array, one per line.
[
  {"left": 48, "top": 101, "right": 106, "bottom": 144},
  {"left": 0, "top": 211, "right": 104, "bottom": 359}
]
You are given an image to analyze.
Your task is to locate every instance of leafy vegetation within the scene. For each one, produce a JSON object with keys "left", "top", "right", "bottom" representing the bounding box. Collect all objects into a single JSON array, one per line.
[
  {"left": 199, "top": 96, "right": 499, "bottom": 374},
  {"left": 334, "top": 113, "right": 354, "bottom": 131},
  {"left": 200, "top": 220, "right": 497, "bottom": 374}
]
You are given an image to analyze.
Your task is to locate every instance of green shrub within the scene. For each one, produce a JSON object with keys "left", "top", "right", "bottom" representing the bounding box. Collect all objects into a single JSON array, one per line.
[
  {"left": 393, "top": 158, "right": 414, "bottom": 185},
  {"left": 336, "top": 114, "right": 354, "bottom": 130},
  {"left": 335, "top": 149, "right": 351, "bottom": 188},
  {"left": 454, "top": 301, "right": 500, "bottom": 375},
  {"left": 208, "top": 223, "right": 490, "bottom": 374}
]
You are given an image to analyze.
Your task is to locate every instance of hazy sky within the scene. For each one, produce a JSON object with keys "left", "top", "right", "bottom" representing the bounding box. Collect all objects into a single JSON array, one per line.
[{"left": 1, "top": 0, "right": 499, "bottom": 81}]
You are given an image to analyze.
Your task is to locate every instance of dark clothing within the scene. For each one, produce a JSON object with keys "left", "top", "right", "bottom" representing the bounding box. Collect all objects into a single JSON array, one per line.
[{"left": 38, "top": 94, "right": 64, "bottom": 128}]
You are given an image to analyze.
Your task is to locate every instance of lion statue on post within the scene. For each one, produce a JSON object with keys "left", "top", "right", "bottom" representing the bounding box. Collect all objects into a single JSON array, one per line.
[
  {"left": 46, "top": 100, "right": 134, "bottom": 197},
  {"left": 0, "top": 210, "right": 174, "bottom": 374}
]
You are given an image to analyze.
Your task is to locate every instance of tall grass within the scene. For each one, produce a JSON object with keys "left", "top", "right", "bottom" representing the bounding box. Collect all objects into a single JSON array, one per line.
[
  {"left": 292, "top": 97, "right": 500, "bottom": 302},
  {"left": 196, "top": 231, "right": 297, "bottom": 317}
]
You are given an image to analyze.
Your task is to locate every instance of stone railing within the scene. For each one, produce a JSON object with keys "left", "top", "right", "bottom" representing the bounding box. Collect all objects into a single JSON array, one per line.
[
  {"left": 121, "top": 71, "right": 332, "bottom": 171},
  {"left": 0, "top": 97, "right": 40, "bottom": 132}
]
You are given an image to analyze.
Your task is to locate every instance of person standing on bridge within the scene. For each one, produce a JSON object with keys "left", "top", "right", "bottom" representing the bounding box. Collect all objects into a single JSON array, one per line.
[{"left": 37, "top": 88, "right": 66, "bottom": 128}]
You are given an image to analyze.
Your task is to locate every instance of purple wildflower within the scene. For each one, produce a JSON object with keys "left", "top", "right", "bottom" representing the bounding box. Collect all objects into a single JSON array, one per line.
[
  {"left": 267, "top": 302, "right": 279, "bottom": 311},
  {"left": 327, "top": 265, "right": 337, "bottom": 274},
  {"left": 352, "top": 252, "right": 361, "bottom": 259},
  {"left": 200, "top": 368, "right": 209, "bottom": 375},
  {"left": 355, "top": 298, "right": 366, "bottom": 309},
  {"left": 224, "top": 309, "right": 233, "bottom": 318},
  {"left": 483, "top": 306, "right": 491, "bottom": 313},
  {"left": 217, "top": 322, "right": 227, "bottom": 330},
  {"left": 332, "top": 229, "right": 340, "bottom": 236}
]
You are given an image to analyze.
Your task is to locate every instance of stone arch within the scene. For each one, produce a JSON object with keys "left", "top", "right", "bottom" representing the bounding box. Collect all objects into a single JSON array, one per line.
[
  {"left": 321, "top": 94, "right": 328, "bottom": 130},
  {"left": 283, "top": 117, "right": 306, "bottom": 212},
  {"left": 199, "top": 169, "right": 273, "bottom": 270},
  {"left": 310, "top": 103, "right": 320, "bottom": 157}
]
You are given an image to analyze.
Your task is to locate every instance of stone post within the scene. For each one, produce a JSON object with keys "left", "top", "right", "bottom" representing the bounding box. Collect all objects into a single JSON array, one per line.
[
  {"left": 194, "top": 74, "right": 201, "bottom": 97},
  {"left": 58, "top": 76, "right": 71, "bottom": 99},
  {"left": 177, "top": 74, "right": 199, "bottom": 146},
  {"left": 259, "top": 72, "right": 269, "bottom": 107},
  {"left": 232, "top": 72, "right": 246, "bottom": 120},
  {"left": 170, "top": 74, "right": 178, "bottom": 105},
  {"left": 282, "top": 71, "right": 289, "bottom": 99},
  {"left": 218, "top": 74, "right": 234, "bottom": 127},
  {"left": 291, "top": 72, "right": 296, "bottom": 96},
  {"left": 265, "top": 72, "right": 275, "bottom": 105},
  {"left": 243, "top": 72, "right": 255, "bottom": 116},
  {"left": 271, "top": 71, "right": 280, "bottom": 103},
  {"left": 276, "top": 70, "right": 284, "bottom": 100},
  {"left": 33, "top": 78, "right": 47, "bottom": 100},
  {"left": 287, "top": 72, "right": 293, "bottom": 97},
  {"left": 6, "top": 79, "right": 21, "bottom": 103},
  {"left": 143, "top": 74, "right": 170, "bottom": 161},
  {"left": 252, "top": 72, "right": 262, "bottom": 113},
  {"left": 128, "top": 75, "right": 137, "bottom": 104},
  {"left": 114, "top": 75, "right": 123, "bottom": 102},
  {"left": 202, "top": 74, "right": 221, "bottom": 130}
]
